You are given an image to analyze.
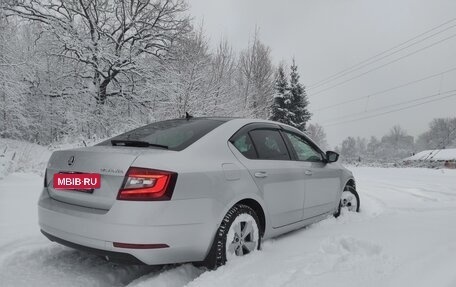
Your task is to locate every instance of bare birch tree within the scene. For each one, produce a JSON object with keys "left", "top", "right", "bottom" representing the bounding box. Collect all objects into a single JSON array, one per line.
[{"left": 238, "top": 31, "right": 274, "bottom": 118}]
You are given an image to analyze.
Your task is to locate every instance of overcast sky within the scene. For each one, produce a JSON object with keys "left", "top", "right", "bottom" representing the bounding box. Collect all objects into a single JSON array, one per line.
[{"left": 189, "top": 0, "right": 456, "bottom": 148}]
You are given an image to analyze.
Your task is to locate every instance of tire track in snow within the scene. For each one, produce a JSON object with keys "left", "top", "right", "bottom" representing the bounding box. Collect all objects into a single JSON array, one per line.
[
  {"left": 184, "top": 235, "right": 395, "bottom": 287},
  {"left": 368, "top": 181, "right": 455, "bottom": 202},
  {"left": 0, "top": 242, "right": 160, "bottom": 287},
  {"left": 377, "top": 184, "right": 439, "bottom": 202},
  {"left": 359, "top": 185, "right": 456, "bottom": 213}
]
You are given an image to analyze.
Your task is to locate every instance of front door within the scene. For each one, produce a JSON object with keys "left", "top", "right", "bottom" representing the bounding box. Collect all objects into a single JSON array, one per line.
[
  {"left": 282, "top": 131, "right": 341, "bottom": 219},
  {"left": 230, "top": 126, "right": 305, "bottom": 228}
]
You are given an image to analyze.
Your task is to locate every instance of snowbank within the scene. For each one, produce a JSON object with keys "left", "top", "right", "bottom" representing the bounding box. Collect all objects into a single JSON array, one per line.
[
  {"left": 0, "top": 137, "right": 105, "bottom": 179},
  {"left": 0, "top": 139, "right": 52, "bottom": 178}
]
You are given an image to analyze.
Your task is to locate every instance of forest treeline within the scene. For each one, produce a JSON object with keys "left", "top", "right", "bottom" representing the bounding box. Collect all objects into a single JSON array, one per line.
[
  {"left": 0, "top": 0, "right": 312, "bottom": 144},
  {"left": 335, "top": 118, "right": 456, "bottom": 162}
]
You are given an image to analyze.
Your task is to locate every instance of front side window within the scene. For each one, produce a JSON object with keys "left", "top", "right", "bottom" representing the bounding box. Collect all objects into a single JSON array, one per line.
[
  {"left": 285, "top": 132, "right": 323, "bottom": 162},
  {"left": 249, "top": 129, "right": 290, "bottom": 160}
]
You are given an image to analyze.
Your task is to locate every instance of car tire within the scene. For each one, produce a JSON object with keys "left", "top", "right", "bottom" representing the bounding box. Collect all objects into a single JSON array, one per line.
[
  {"left": 202, "top": 204, "right": 261, "bottom": 269},
  {"left": 334, "top": 185, "right": 360, "bottom": 217}
]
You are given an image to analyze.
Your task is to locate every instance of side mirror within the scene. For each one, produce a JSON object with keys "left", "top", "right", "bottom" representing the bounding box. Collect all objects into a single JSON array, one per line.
[{"left": 326, "top": 151, "right": 339, "bottom": 163}]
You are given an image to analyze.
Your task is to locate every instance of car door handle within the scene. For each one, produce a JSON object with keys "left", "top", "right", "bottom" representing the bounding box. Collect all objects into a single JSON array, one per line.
[
  {"left": 304, "top": 170, "right": 313, "bottom": 176},
  {"left": 254, "top": 171, "right": 268, "bottom": 178}
]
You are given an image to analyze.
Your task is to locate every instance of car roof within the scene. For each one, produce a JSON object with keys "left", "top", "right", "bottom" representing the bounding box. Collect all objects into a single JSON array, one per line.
[
  {"left": 188, "top": 116, "right": 237, "bottom": 122},
  {"left": 176, "top": 116, "right": 304, "bottom": 134},
  {"left": 188, "top": 117, "right": 301, "bottom": 130},
  {"left": 190, "top": 116, "right": 284, "bottom": 125}
]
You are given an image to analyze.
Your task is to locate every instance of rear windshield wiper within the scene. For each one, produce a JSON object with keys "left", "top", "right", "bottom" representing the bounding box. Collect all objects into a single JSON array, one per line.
[{"left": 111, "top": 140, "right": 169, "bottom": 149}]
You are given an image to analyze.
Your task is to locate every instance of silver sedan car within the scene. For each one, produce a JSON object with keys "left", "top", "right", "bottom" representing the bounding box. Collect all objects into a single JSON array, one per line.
[{"left": 39, "top": 117, "right": 360, "bottom": 268}]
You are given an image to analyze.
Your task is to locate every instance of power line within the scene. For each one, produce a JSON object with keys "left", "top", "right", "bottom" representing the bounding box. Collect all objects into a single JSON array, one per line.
[
  {"left": 321, "top": 91, "right": 456, "bottom": 127},
  {"left": 313, "top": 66, "right": 456, "bottom": 112},
  {"left": 310, "top": 33, "right": 456, "bottom": 96},
  {"left": 321, "top": 89, "right": 456, "bottom": 123},
  {"left": 309, "top": 23, "right": 456, "bottom": 91},
  {"left": 308, "top": 17, "right": 456, "bottom": 89}
]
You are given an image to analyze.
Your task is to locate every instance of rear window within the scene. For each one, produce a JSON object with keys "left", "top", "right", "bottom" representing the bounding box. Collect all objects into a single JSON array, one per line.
[{"left": 98, "top": 119, "right": 226, "bottom": 151}]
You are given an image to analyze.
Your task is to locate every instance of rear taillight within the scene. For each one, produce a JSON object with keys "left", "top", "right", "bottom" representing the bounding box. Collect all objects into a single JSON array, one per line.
[{"left": 117, "top": 167, "right": 177, "bottom": 201}]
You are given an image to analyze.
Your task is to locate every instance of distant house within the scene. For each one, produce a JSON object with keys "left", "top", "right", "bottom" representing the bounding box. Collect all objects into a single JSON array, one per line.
[{"left": 403, "top": 148, "right": 456, "bottom": 168}]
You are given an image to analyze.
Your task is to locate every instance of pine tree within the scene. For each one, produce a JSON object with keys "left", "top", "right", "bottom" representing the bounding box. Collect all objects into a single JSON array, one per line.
[
  {"left": 269, "top": 65, "right": 292, "bottom": 124},
  {"left": 289, "top": 59, "right": 311, "bottom": 131}
]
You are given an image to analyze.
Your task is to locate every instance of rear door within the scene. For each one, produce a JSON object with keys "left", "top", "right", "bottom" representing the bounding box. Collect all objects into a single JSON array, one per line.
[
  {"left": 282, "top": 131, "right": 341, "bottom": 219},
  {"left": 229, "top": 124, "right": 305, "bottom": 228}
]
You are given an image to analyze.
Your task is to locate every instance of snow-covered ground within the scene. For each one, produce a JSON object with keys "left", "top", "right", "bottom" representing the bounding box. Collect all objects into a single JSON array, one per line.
[
  {"left": 0, "top": 139, "right": 52, "bottom": 178},
  {"left": 1, "top": 167, "right": 456, "bottom": 287},
  {"left": 0, "top": 138, "right": 103, "bottom": 179}
]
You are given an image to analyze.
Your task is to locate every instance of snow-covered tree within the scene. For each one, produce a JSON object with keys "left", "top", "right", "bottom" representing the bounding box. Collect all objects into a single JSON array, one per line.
[
  {"left": 306, "top": 123, "right": 328, "bottom": 150},
  {"left": 138, "top": 30, "right": 239, "bottom": 120},
  {"left": 4, "top": 0, "right": 191, "bottom": 105},
  {"left": 205, "top": 39, "right": 238, "bottom": 116},
  {"left": 366, "top": 136, "right": 381, "bottom": 159},
  {"left": 0, "top": 16, "right": 30, "bottom": 140},
  {"left": 269, "top": 65, "right": 291, "bottom": 123},
  {"left": 355, "top": 137, "right": 367, "bottom": 158},
  {"left": 288, "top": 59, "right": 311, "bottom": 131},
  {"left": 340, "top": 136, "right": 357, "bottom": 160},
  {"left": 238, "top": 31, "right": 274, "bottom": 118},
  {"left": 0, "top": 3, "right": 281, "bottom": 145},
  {"left": 416, "top": 118, "right": 456, "bottom": 151},
  {"left": 153, "top": 28, "right": 212, "bottom": 118},
  {"left": 381, "top": 125, "right": 414, "bottom": 159}
]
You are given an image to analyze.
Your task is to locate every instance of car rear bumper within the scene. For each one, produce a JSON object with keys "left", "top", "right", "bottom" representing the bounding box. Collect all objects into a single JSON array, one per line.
[
  {"left": 38, "top": 190, "right": 219, "bottom": 265},
  {"left": 41, "top": 229, "right": 144, "bottom": 264}
]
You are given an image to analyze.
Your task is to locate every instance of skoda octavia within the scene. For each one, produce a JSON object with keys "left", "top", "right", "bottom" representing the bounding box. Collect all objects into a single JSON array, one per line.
[{"left": 39, "top": 117, "right": 360, "bottom": 268}]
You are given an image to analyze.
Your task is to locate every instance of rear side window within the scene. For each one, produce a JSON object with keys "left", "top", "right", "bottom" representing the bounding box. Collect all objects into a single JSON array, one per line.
[
  {"left": 98, "top": 119, "right": 226, "bottom": 151},
  {"left": 250, "top": 129, "right": 290, "bottom": 160},
  {"left": 231, "top": 133, "right": 257, "bottom": 159}
]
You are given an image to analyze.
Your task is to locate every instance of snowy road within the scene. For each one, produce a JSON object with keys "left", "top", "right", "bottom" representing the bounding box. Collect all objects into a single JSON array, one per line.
[{"left": 1, "top": 167, "right": 456, "bottom": 287}]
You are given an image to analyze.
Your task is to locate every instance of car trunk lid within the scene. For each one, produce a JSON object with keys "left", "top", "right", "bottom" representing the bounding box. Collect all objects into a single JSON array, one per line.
[{"left": 45, "top": 146, "right": 164, "bottom": 210}]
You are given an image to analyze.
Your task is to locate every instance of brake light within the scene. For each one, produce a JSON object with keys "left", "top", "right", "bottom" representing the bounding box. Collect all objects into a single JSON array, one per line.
[{"left": 117, "top": 167, "right": 177, "bottom": 201}]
